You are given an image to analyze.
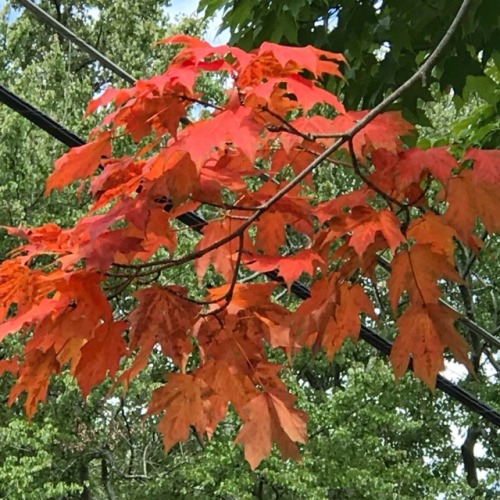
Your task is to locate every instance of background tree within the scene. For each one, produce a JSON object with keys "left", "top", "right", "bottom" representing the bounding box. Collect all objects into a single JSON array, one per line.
[
  {"left": 199, "top": 0, "right": 500, "bottom": 122},
  {"left": 0, "top": 0, "right": 498, "bottom": 498}
]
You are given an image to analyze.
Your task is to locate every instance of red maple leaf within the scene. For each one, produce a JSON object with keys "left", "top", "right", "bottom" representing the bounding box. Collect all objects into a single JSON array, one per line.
[
  {"left": 45, "top": 131, "right": 112, "bottom": 193},
  {"left": 464, "top": 148, "right": 500, "bottom": 183},
  {"left": 235, "top": 392, "right": 308, "bottom": 470},
  {"left": 391, "top": 303, "right": 472, "bottom": 389}
]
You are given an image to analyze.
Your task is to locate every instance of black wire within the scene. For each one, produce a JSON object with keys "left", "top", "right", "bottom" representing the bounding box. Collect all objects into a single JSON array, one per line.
[
  {"left": 0, "top": 84, "right": 85, "bottom": 148},
  {"left": 283, "top": 271, "right": 500, "bottom": 427},
  {"left": 2, "top": 84, "right": 500, "bottom": 428}
]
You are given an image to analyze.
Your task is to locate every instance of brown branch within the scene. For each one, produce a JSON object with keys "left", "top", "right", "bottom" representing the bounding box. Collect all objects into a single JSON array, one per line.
[
  {"left": 190, "top": 426, "right": 205, "bottom": 449},
  {"left": 260, "top": 105, "right": 313, "bottom": 141},
  {"left": 180, "top": 95, "right": 224, "bottom": 111},
  {"left": 190, "top": 198, "right": 262, "bottom": 212},
  {"left": 347, "top": 138, "right": 406, "bottom": 209},
  {"left": 202, "top": 233, "right": 245, "bottom": 316},
  {"left": 459, "top": 229, "right": 488, "bottom": 279},
  {"left": 485, "top": 349, "right": 500, "bottom": 374},
  {"left": 296, "top": 145, "right": 353, "bottom": 168},
  {"left": 109, "top": 0, "right": 472, "bottom": 285},
  {"left": 262, "top": 105, "right": 344, "bottom": 142},
  {"left": 461, "top": 425, "right": 486, "bottom": 488}
]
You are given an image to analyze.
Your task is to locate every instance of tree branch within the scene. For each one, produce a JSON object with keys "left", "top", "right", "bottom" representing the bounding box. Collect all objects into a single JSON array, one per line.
[
  {"left": 461, "top": 425, "right": 486, "bottom": 488},
  {"left": 109, "top": 0, "right": 473, "bottom": 297}
]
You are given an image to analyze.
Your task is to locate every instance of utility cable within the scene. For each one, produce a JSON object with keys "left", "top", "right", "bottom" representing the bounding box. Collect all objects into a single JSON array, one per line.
[
  {"left": 0, "top": 83, "right": 85, "bottom": 148},
  {"left": 2, "top": 50, "right": 500, "bottom": 428},
  {"left": 18, "top": 0, "right": 136, "bottom": 84},
  {"left": 20, "top": 0, "right": 499, "bottom": 353}
]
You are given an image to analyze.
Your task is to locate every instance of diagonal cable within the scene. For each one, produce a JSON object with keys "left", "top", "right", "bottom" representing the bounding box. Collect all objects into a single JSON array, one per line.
[
  {"left": 18, "top": 0, "right": 136, "bottom": 84},
  {"left": 1, "top": 86, "right": 500, "bottom": 428},
  {"left": 19, "top": 0, "right": 499, "bottom": 352}
]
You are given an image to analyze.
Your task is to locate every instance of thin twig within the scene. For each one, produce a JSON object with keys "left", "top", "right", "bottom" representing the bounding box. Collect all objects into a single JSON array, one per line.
[
  {"left": 347, "top": 138, "right": 405, "bottom": 209},
  {"left": 180, "top": 95, "right": 224, "bottom": 112},
  {"left": 203, "top": 233, "right": 245, "bottom": 316},
  {"left": 109, "top": 0, "right": 472, "bottom": 292}
]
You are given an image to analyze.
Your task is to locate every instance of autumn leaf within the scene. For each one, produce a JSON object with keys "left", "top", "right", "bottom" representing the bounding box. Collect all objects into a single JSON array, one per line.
[
  {"left": 330, "top": 206, "right": 405, "bottom": 257},
  {"left": 330, "top": 111, "right": 414, "bottom": 160},
  {"left": 440, "top": 170, "right": 500, "bottom": 247},
  {"left": 313, "top": 188, "right": 371, "bottom": 224},
  {"left": 250, "top": 75, "right": 345, "bottom": 114},
  {"left": 195, "top": 218, "right": 251, "bottom": 282},
  {"left": 464, "top": 148, "right": 500, "bottom": 183},
  {"left": 206, "top": 283, "right": 291, "bottom": 350},
  {"left": 368, "top": 147, "right": 457, "bottom": 204},
  {"left": 243, "top": 249, "right": 324, "bottom": 289},
  {"left": 85, "top": 86, "right": 136, "bottom": 116},
  {"left": 292, "top": 274, "right": 338, "bottom": 348},
  {"left": 45, "top": 131, "right": 112, "bottom": 193},
  {"left": 388, "top": 244, "right": 463, "bottom": 311},
  {"left": 257, "top": 42, "right": 345, "bottom": 78},
  {"left": 174, "top": 107, "right": 264, "bottom": 166},
  {"left": 322, "top": 283, "right": 376, "bottom": 358},
  {"left": 148, "top": 373, "right": 211, "bottom": 453},
  {"left": 0, "top": 298, "right": 68, "bottom": 343},
  {"left": 0, "top": 357, "right": 18, "bottom": 377},
  {"left": 124, "top": 286, "right": 201, "bottom": 382},
  {"left": 235, "top": 392, "right": 307, "bottom": 470},
  {"left": 74, "top": 321, "right": 127, "bottom": 398},
  {"left": 8, "top": 348, "right": 60, "bottom": 418},
  {"left": 407, "top": 213, "right": 457, "bottom": 263},
  {"left": 391, "top": 303, "right": 472, "bottom": 389}
]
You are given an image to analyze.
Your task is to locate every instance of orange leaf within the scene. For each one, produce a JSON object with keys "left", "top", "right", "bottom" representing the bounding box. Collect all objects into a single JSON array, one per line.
[
  {"left": 250, "top": 75, "right": 345, "bottom": 114},
  {"left": 195, "top": 219, "right": 250, "bottom": 282},
  {"left": 0, "top": 297, "right": 67, "bottom": 343},
  {"left": 148, "top": 373, "right": 210, "bottom": 453},
  {"left": 388, "top": 244, "right": 463, "bottom": 311},
  {"left": 464, "top": 148, "right": 500, "bottom": 183},
  {"left": 235, "top": 392, "right": 307, "bottom": 470},
  {"left": 175, "top": 107, "right": 264, "bottom": 166},
  {"left": 292, "top": 274, "right": 338, "bottom": 348},
  {"left": 243, "top": 249, "right": 324, "bottom": 289},
  {"left": 322, "top": 283, "right": 376, "bottom": 358},
  {"left": 254, "top": 211, "right": 287, "bottom": 255},
  {"left": 257, "top": 42, "right": 345, "bottom": 78},
  {"left": 330, "top": 111, "right": 414, "bottom": 160},
  {"left": 440, "top": 170, "right": 500, "bottom": 247},
  {"left": 74, "top": 321, "right": 127, "bottom": 397},
  {"left": 407, "top": 213, "right": 457, "bottom": 263},
  {"left": 336, "top": 206, "right": 405, "bottom": 257},
  {"left": 45, "top": 131, "right": 112, "bottom": 193},
  {"left": 391, "top": 303, "right": 472, "bottom": 389},
  {"left": 0, "top": 357, "right": 18, "bottom": 377},
  {"left": 121, "top": 286, "right": 200, "bottom": 387},
  {"left": 8, "top": 348, "right": 60, "bottom": 418},
  {"left": 313, "top": 188, "right": 370, "bottom": 224},
  {"left": 371, "top": 147, "right": 457, "bottom": 190}
]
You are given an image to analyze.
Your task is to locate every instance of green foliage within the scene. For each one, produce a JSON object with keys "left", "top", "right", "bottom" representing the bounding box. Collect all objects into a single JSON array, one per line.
[
  {"left": 0, "top": 0, "right": 499, "bottom": 497},
  {"left": 199, "top": 0, "right": 500, "bottom": 121}
]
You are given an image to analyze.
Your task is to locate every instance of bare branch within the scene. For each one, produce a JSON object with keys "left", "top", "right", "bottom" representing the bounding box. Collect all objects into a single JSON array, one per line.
[{"left": 347, "top": 138, "right": 405, "bottom": 209}]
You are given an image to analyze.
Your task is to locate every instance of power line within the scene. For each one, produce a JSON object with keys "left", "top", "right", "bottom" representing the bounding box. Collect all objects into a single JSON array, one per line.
[
  {"left": 0, "top": 84, "right": 85, "bottom": 148},
  {"left": 18, "top": 0, "right": 136, "bottom": 84},
  {"left": 19, "top": 0, "right": 500, "bottom": 354},
  {"left": 2, "top": 89, "right": 499, "bottom": 428},
  {"left": 5, "top": 0, "right": 500, "bottom": 426}
]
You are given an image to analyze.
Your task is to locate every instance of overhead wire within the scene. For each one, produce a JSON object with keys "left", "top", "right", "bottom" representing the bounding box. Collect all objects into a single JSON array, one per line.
[
  {"left": 0, "top": 84, "right": 85, "bottom": 148},
  {"left": 17, "top": 0, "right": 500, "bottom": 354},
  {"left": 2, "top": 0, "right": 499, "bottom": 427},
  {"left": 18, "top": 0, "right": 136, "bottom": 84},
  {"left": 2, "top": 87, "right": 500, "bottom": 428}
]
